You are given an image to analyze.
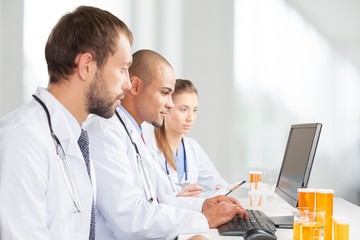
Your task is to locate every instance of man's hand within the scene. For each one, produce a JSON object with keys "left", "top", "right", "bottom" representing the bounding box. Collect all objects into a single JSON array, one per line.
[
  {"left": 202, "top": 201, "right": 248, "bottom": 228},
  {"left": 176, "top": 183, "right": 204, "bottom": 197},
  {"left": 202, "top": 195, "right": 243, "bottom": 209},
  {"left": 201, "top": 195, "right": 248, "bottom": 228}
]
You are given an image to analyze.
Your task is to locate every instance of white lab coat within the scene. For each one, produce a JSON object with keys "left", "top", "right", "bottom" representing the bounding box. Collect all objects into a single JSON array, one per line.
[
  {"left": 0, "top": 87, "right": 95, "bottom": 239},
  {"left": 148, "top": 137, "right": 228, "bottom": 196},
  {"left": 84, "top": 107, "right": 209, "bottom": 240}
]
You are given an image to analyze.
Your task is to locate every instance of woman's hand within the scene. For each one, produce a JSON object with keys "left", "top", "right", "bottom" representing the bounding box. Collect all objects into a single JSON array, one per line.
[{"left": 176, "top": 183, "right": 204, "bottom": 197}]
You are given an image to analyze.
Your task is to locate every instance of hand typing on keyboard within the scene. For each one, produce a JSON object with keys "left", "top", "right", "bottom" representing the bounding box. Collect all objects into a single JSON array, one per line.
[
  {"left": 201, "top": 195, "right": 248, "bottom": 228},
  {"left": 217, "top": 209, "right": 277, "bottom": 236}
]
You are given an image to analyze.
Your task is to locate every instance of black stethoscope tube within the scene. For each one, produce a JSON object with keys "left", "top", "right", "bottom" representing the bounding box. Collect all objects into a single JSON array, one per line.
[
  {"left": 164, "top": 138, "right": 188, "bottom": 183},
  {"left": 32, "top": 94, "right": 81, "bottom": 213},
  {"left": 115, "top": 109, "right": 154, "bottom": 203}
]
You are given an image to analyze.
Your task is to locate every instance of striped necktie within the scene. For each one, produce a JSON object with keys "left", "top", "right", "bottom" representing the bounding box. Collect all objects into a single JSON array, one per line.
[{"left": 78, "top": 129, "right": 95, "bottom": 240}]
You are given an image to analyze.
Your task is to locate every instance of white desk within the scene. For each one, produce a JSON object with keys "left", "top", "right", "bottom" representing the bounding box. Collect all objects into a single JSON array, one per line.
[{"left": 178, "top": 196, "right": 360, "bottom": 240}]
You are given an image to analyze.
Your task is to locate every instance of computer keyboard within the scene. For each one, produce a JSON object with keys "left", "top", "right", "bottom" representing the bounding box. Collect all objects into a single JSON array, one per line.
[{"left": 217, "top": 209, "right": 277, "bottom": 236}]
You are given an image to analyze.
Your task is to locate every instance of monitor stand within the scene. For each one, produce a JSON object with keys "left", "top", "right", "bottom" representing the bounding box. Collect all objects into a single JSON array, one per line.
[{"left": 271, "top": 215, "right": 294, "bottom": 229}]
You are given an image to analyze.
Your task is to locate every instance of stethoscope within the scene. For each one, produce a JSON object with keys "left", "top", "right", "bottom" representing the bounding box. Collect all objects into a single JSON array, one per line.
[
  {"left": 32, "top": 95, "right": 81, "bottom": 213},
  {"left": 164, "top": 138, "right": 188, "bottom": 191},
  {"left": 115, "top": 110, "right": 154, "bottom": 204}
]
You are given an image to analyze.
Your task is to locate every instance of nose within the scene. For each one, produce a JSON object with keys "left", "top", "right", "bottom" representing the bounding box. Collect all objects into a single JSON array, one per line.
[
  {"left": 165, "top": 95, "right": 174, "bottom": 109},
  {"left": 186, "top": 111, "right": 194, "bottom": 122},
  {"left": 122, "top": 74, "right": 132, "bottom": 91}
]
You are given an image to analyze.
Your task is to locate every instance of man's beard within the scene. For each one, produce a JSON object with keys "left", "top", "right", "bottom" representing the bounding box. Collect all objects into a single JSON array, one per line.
[{"left": 85, "top": 71, "right": 117, "bottom": 119}]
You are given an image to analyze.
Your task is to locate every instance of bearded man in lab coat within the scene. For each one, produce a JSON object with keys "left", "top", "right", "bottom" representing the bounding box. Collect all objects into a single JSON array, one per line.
[
  {"left": 85, "top": 49, "right": 248, "bottom": 240},
  {"left": 0, "top": 6, "right": 133, "bottom": 239}
]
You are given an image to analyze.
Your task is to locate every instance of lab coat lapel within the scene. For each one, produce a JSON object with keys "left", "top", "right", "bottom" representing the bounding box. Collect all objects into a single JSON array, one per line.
[
  {"left": 34, "top": 88, "right": 84, "bottom": 164},
  {"left": 50, "top": 102, "right": 96, "bottom": 199},
  {"left": 150, "top": 137, "right": 181, "bottom": 190},
  {"left": 51, "top": 110, "right": 83, "bottom": 164},
  {"left": 32, "top": 88, "right": 95, "bottom": 226},
  {"left": 182, "top": 138, "right": 196, "bottom": 184},
  {"left": 119, "top": 110, "right": 157, "bottom": 197},
  {"left": 118, "top": 109, "right": 149, "bottom": 160}
]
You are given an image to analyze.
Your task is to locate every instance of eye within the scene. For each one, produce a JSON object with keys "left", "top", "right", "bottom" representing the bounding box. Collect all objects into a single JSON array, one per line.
[
  {"left": 161, "top": 90, "right": 171, "bottom": 96},
  {"left": 120, "top": 67, "right": 129, "bottom": 74},
  {"left": 180, "top": 107, "right": 187, "bottom": 112}
]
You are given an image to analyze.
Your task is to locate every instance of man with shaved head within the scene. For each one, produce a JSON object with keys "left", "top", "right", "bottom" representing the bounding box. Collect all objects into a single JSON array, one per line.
[{"left": 85, "top": 49, "right": 247, "bottom": 239}]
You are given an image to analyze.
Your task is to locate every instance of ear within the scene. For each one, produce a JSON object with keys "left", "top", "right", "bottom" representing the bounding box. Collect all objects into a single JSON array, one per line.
[
  {"left": 76, "top": 53, "right": 94, "bottom": 81},
  {"left": 128, "top": 76, "right": 143, "bottom": 95}
]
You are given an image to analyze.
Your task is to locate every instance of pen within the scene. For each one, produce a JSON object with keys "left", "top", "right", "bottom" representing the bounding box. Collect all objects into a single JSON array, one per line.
[{"left": 225, "top": 180, "right": 246, "bottom": 196}]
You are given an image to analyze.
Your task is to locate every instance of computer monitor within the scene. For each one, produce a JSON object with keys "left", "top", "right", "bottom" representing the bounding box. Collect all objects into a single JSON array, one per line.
[{"left": 272, "top": 123, "right": 322, "bottom": 228}]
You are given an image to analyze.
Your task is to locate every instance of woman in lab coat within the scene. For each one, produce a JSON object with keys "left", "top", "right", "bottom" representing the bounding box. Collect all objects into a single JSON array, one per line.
[{"left": 149, "top": 79, "right": 228, "bottom": 197}]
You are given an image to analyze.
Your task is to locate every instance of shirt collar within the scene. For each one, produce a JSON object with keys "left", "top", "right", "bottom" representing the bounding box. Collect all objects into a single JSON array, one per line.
[
  {"left": 118, "top": 105, "right": 143, "bottom": 135},
  {"left": 36, "top": 87, "right": 82, "bottom": 138}
]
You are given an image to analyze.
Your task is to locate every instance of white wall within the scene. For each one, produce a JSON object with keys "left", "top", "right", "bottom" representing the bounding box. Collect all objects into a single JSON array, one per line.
[
  {"left": 180, "top": 0, "right": 237, "bottom": 184},
  {"left": 0, "top": 0, "right": 24, "bottom": 116}
]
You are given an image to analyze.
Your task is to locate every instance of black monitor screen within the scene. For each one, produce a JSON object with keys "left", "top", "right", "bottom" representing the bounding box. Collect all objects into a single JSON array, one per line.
[{"left": 275, "top": 123, "right": 322, "bottom": 207}]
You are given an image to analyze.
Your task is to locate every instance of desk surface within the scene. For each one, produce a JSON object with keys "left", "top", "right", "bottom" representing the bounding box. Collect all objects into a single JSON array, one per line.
[{"left": 178, "top": 196, "right": 360, "bottom": 240}]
